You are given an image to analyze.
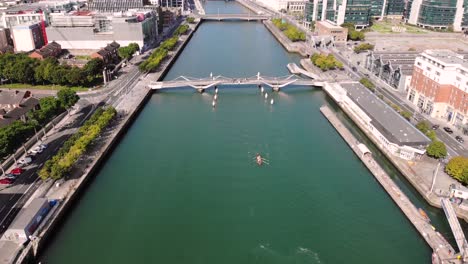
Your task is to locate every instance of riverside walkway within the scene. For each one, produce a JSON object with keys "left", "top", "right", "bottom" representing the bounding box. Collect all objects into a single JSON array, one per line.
[
  {"left": 320, "top": 105, "right": 460, "bottom": 264},
  {"left": 149, "top": 74, "right": 324, "bottom": 92}
]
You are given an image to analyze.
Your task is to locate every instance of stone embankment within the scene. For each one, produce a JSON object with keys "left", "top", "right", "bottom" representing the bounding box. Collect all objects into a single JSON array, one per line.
[
  {"left": 320, "top": 105, "right": 458, "bottom": 264},
  {"left": 13, "top": 21, "right": 201, "bottom": 264},
  {"left": 263, "top": 20, "right": 308, "bottom": 57}
]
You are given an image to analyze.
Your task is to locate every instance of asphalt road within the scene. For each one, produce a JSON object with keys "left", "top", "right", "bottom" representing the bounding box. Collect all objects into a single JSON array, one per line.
[{"left": 0, "top": 102, "right": 93, "bottom": 235}]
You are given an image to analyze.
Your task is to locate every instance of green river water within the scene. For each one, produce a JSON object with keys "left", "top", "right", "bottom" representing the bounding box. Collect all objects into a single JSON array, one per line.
[{"left": 40, "top": 2, "right": 460, "bottom": 263}]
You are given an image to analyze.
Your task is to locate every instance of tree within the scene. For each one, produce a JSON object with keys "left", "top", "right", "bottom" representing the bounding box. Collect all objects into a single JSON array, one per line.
[
  {"left": 359, "top": 78, "right": 375, "bottom": 90},
  {"left": 416, "top": 121, "right": 430, "bottom": 134},
  {"left": 426, "top": 141, "right": 447, "bottom": 159},
  {"left": 83, "top": 58, "right": 104, "bottom": 82},
  {"left": 187, "top": 17, "right": 195, "bottom": 23},
  {"left": 425, "top": 130, "right": 437, "bottom": 141},
  {"left": 58, "top": 88, "right": 80, "bottom": 109},
  {"left": 354, "top": 43, "right": 374, "bottom": 53},
  {"left": 445, "top": 156, "right": 468, "bottom": 184},
  {"left": 400, "top": 111, "right": 412, "bottom": 121}
]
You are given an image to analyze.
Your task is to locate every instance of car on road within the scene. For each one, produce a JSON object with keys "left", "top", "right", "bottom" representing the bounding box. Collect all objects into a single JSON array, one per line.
[
  {"left": 0, "top": 178, "right": 14, "bottom": 185},
  {"left": 352, "top": 66, "right": 357, "bottom": 72},
  {"left": 40, "top": 143, "right": 48, "bottom": 149},
  {"left": 455, "top": 136, "right": 464, "bottom": 143},
  {"left": 432, "top": 125, "right": 439, "bottom": 130},
  {"left": 10, "top": 167, "right": 24, "bottom": 175},
  {"left": 30, "top": 146, "right": 44, "bottom": 154},
  {"left": 443, "top": 127, "right": 454, "bottom": 134},
  {"left": 18, "top": 156, "right": 33, "bottom": 166}
]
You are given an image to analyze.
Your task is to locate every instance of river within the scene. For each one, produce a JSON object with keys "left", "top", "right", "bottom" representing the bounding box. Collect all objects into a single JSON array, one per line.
[{"left": 40, "top": 1, "right": 452, "bottom": 263}]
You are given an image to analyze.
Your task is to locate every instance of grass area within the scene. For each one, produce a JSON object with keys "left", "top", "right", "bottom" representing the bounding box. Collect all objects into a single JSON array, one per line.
[
  {"left": 0, "top": 83, "right": 90, "bottom": 91},
  {"left": 75, "top": 55, "right": 91, "bottom": 60},
  {"left": 371, "top": 21, "right": 427, "bottom": 34}
]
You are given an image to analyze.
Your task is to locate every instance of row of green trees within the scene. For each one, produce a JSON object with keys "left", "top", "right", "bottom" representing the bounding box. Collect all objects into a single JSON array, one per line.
[
  {"left": 0, "top": 89, "right": 79, "bottom": 159},
  {"left": 446, "top": 156, "right": 468, "bottom": 185},
  {"left": 139, "top": 23, "right": 189, "bottom": 72},
  {"left": 173, "top": 24, "right": 189, "bottom": 35},
  {"left": 310, "top": 53, "right": 343, "bottom": 71},
  {"left": 38, "top": 106, "right": 116, "bottom": 180},
  {"left": 118, "top": 43, "right": 140, "bottom": 60},
  {"left": 415, "top": 121, "right": 447, "bottom": 159},
  {"left": 341, "top": 22, "right": 365, "bottom": 41},
  {"left": 271, "top": 18, "right": 306, "bottom": 42},
  {"left": 0, "top": 54, "right": 105, "bottom": 87},
  {"left": 354, "top": 43, "right": 374, "bottom": 53}
]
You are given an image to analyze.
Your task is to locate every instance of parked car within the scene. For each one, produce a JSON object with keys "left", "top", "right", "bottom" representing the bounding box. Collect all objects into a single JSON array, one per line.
[
  {"left": 432, "top": 125, "right": 439, "bottom": 130},
  {"left": 0, "top": 178, "right": 13, "bottom": 185},
  {"left": 455, "top": 136, "right": 464, "bottom": 143},
  {"left": 443, "top": 127, "right": 454, "bottom": 134},
  {"left": 39, "top": 144, "right": 48, "bottom": 149},
  {"left": 4, "top": 173, "right": 16, "bottom": 179},
  {"left": 30, "top": 146, "right": 43, "bottom": 154},
  {"left": 18, "top": 156, "right": 33, "bottom": 166},
  {"left": 10, "top": 167, "right": 24, "bottom": 175}
]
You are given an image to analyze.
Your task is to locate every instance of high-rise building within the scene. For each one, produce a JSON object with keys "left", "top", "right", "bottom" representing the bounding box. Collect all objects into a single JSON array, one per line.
[{"left": 407, "top": 50, "right": 468, "bottom": 132}]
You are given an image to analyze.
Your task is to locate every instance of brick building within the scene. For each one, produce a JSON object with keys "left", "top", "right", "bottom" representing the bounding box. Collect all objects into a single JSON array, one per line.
[
  {"left": 315, "top": 21, "right": 348, "bottom": 43},
  {"left": 29, "top": 41, "right": 61, "bottom": 60},
  {"left": 407, "top": 50, "right": 468, "bottom": 134},
  {"left": 91, "top": 41, "right": 120, "bottom": 64}
]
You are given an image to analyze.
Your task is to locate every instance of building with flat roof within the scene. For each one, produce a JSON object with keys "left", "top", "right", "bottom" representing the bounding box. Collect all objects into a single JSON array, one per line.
[
  {"left": 315, "top": 20, "right": 347, "bottom": 43},
  {"left": 88, "top": 0, "right": 145, "bottom": 12},
  {"left": 326, "top": 81, "right": 431, "bottom": 160},
  {"left": 407, "top": 49, "right": 468, "bottom": 134},
  {"left": 365, "top": 51, "right": 418, "bottom": 91},
  {"left": 11, "top": 21, "right": 46, "bottom": 52},
  {"left": 2, "top": 198, "right": 50, "bottom": 244},
  {"left": 46, "top": 9, "right": 158, "bottom": 50}
]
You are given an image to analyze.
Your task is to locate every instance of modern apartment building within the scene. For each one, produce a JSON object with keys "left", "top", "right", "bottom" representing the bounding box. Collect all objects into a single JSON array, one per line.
[
  {"left": 407, "top": 0, "right": 465, "bottom": 31},
  {"left": 407, "top": 50, "right": 468, "bottom": 133},
  {"left": 305, "top": 0, "right": 403, "bottom": 28}
]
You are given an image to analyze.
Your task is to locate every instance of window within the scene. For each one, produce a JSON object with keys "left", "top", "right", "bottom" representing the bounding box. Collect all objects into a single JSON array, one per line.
[
  {"left": 457, "top": 76, "right": 461, "bottom": 81},
  {"left": 426, "top": 66, "right": 431, "bottom": 71},
  {"left": 436, "top": 71, "right": 440, "bottom": 76}
]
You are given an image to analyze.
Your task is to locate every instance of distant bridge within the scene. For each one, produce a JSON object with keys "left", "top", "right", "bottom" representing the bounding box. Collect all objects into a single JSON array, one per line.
[
  {"left": 149, "top": 73, "right": 324, "bottom": 92},
  {"left": 200, "top": 13, "right": 270, "bottom": 21}
]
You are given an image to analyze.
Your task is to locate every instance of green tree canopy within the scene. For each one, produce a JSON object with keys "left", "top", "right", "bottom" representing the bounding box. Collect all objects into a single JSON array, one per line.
[
  {"left": 416, "top": 121, "right": 430, "bottom": 134},
  {"left": 445, "top": 156, "right": 468, "bottom": 184},
  {"left": 359, "top": 78, "right": 375, "bottom": 90},
  {"left": 426, "top": 141, "right": 447, "bottom": 159},
  {"left": 57, "top": 88, "right": 80, "bottom": 109}
]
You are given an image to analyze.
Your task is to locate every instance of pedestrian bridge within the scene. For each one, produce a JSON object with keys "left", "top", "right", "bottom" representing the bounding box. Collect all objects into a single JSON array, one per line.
[
  {"left": 148, "top": 73, "right": 324, "bottom": 92},
  {"left": 200, "top": 14, "right": 270, "bottom": 21}
]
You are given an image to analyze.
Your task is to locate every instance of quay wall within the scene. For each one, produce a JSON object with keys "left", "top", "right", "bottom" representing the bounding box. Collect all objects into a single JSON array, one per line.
[
  {"left": 322, "top": 82, "right": 468, "bottom": 223},
  {"left": 262, "top": 20, "right": 308, "bottom": 57},
  {"left": 14, "top": 21, "right": 201, "bottom": 264},
  {"left": 320, "top": 105, "right": 456, "bottom": 263}
]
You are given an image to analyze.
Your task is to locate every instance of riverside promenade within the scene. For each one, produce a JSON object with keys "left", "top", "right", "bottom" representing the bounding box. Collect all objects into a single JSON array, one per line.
[{"left": 320, "top": 105, "right": 458, "bottom": 264}]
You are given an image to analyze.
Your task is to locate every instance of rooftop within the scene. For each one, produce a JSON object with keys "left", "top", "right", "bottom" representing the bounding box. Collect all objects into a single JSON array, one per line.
[
  {"left": 340, "top": 82, "right": 431, "bottom": 147},
  {"left": 423, "top": 49, "right": 468, "bottom": 68},
  {"left": 317, "top": 20, "right": 344, "bottom": 30},
  {"left": 0, "top": 90, "right": 29, "bottom": 105}
]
